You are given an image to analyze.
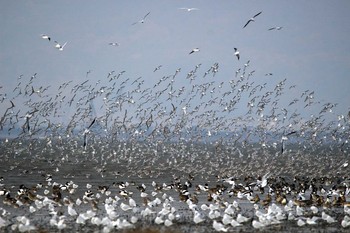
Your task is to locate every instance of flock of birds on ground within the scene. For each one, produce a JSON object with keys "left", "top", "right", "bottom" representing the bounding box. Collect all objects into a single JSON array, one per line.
[
  {"left": 1, "top": 6, "right": 350, "bottom": 233},
  {"left": 2, "top": 164, "right": 350, "bottom": 232}
]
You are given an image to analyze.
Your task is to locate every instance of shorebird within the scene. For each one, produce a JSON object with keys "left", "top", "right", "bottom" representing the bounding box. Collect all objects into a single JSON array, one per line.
[
  {"left": 234, "top": 48, "right": 240, "bottom": 60},
  {"left": 243, "top": 11, "right": 262, "bottom": 28},
  {"left": 132, "top": 12, "right": 150, "bottom": 25},
  {"left": 54, "top": 41, "right": 67, "bottom": 51},
  {"left": 153, "top": 65, "right": 162, "bottom": 72},
  {"left": 109, "top": 42, "right": 119, "bottom": 46},
  {"left": 189, "top": 48, "right": 200, "bottom": 54},
  {"left": 268, "top": 26, "right": 283, "bottom": 31},
  {"left": 40, "top": 34, "right": 51, "bottom": 41},
  {"left": 83, "top": 117, "right": 96, "bottom": 149},
  {"left": 213, "top": 220, "right": 229, "bottom": 232},
  {"left": 178, "top": 7, "right": 199, "bottom": 12}
]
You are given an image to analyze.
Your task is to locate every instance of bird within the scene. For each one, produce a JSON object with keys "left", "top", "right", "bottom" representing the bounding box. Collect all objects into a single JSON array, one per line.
[
  {"left": 109, "top": 42, "right": 119, "bottom": 46},
  {"left": 40, "top": 34, "right": 51, "bottom": 41},
  {"left": 243, "top": 11, "right": 262, "bottom": 28},
  {"left": 153, "top": 65, "right": 162, "bottom": 72},
  {"left": 213, "top": 220, "right": 228, "bottom": 232},
  {"left": 252, "top": 220, "right": 266, "bottom": 229},
  {"left": 189, "top": 48, "right": 200, "bottom": 54},
  {"left": 178, "top": 7, "right": 199, "bottom": 12},
  {"left": 268, "top": 26, "right": 283, "bottom": 31},
  {"left": 54, "top": 41, "right": 67, "bottom": 51},
  {"left": 132, "top": 12, "right": 150, "bottom": 25},
  {"left": 83, "top": 117, "right": 96, "bottom": 149},
  {"left": 234, "top": 48, "right": 240, "bottom": 60}
]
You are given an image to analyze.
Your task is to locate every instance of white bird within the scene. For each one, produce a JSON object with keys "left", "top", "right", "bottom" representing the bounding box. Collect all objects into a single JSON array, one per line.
[
  {"left": 234, "top": 48, "right": 240, "bottom": 60},
  {"left": 189, "top": 48, "right": 200, "bottom": 54},
  {"left": 91, "top": 216, "right": 102, "bottom": 225},
  {"left": 222, "top": 213, "right": 233, "bottom": 225},
  {"left": 224, "top": 204, "right": 235, "bottom": 215},
  {"left": 41, "top": 34, "right": 51, "bottom": 41},
  {"left": 208, "top": 209, "right": 221, "bottom": 219},
  {"left": 193, "top": 210, "right": 205, "bottom": 224},
  {"left": 243, "top": 11, "right": 262, "bottom": 28},
  {"left": 120, "top": 202, "right": 132, "bottom": 211},
  {"left": 230, "top": 219, "right": 241, "bottom": 227},
  {"left": 213, "top": 220, "right": 229, "bottom": 232},
  {"left": 132, "top": 12, "right": 150, "bottom": 25},
  {"left": 29, "top": 206, "right": 36, "bottom": 213},
  {"left": 54, "top": 41, "right": 67, "bottom": 51},
  {"left": 154, "top": 215, "right": 164, "bottom": 224},
  {"left": 164, "top": 219, "right": 173, "bottom": 226},
  {"left": 321, "top": 211, "right": 336, "bottom": 223},
  {"left": 310, "top": 205, "right": 319, "bottom": 214},
  {"left": 128, "top": 198, "right": 136, "bottom": 207},
  {"left": 306, "top": 216, "right": 319, "bottom": 225},
  {"left": 345, "top": 206, "right": 350, "bottom": 215},
  {"left": 297, "top": 218, "right": 306, "bottom": 226},
  {"left": 252, "top": 219, "right": 266, "bottom": 229},
  {"left": 109, "top": 42, "right": 119, "bottom": 46},
  {"left": 68, "top": 204, "right": 77, "bottom": 216},
  {"left": 140, "top": 207, "right": 155, "bottom": 217},
  {"left": 178, "top": 7, "right": 199, "bottom": 12},
  {"left": 130, "top": 216, "right": 138, "bottom": 224},
  {"left": 341, "top": 215, "right": 350, "bottom": 228},
  {"left": 236, "top": 213, "right": 250, "bottom": 223},
  {"left": 83, "top": 118, "right": 96, "bottom": 149}
]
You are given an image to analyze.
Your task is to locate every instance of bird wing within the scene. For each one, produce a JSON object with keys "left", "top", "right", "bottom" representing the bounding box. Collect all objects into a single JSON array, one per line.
[
  {"left": 243, "top": 19, "right": 252, "bottom": 28},
  {"left": 61, "top": 42, "right": 67, "bottom": 49},
  {"left": 83, "top": 132, "right": 87, "bottom": 148},
  {"left": 143, "top": 12, "right": 150, "bottom": 19},
  {"left": 253, "top": 11, "right": 262, "bottom": 18},
  {"left": 87, "top": 117, "right": 96, "bottom": 129}
]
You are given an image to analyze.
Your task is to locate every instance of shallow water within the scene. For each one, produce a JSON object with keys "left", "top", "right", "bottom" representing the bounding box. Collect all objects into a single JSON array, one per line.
[{"left": 1, "top": 139, "right": 350, "bottom": 232}]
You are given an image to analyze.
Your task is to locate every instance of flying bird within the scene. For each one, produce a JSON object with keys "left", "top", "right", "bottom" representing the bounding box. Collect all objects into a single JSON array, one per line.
[
  {"left": 109, "top": 42, "right": 120, "bottom": 46},
  {"left": 268, "top": 26, "right": 283, "bottom": 31},
  {"left": 178, "top": 7, "right": 199, "bottom": 12},
  {"left": 243, "top": 11, "right": 262, "bottom": 28},
  {"left": 234, "top": 48, "right": 240, "bottom": 60},
  {"left": 54, "top": 41, "right": 67, "bottom": 51},
  {"left": 132, "top": 12, "right": 151, "bottom": 25},
  {"left": 189, "top": 48, "right": 200, "bottom": 54},
  {"left": 153, "top": 65, "right": 162, "bottom": 72},
  {"left": 83, "top": 117, "right": 96, "bottom": 149},
  {"left": 40, "top": 34, "right": 51, "bottom": 41}
]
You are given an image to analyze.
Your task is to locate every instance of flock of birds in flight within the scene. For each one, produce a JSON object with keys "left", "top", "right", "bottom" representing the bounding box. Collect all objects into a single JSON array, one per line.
[
  {"left": 0, "top": 6, "right": 350, "bottom": 233},
  {"left": 38, "top": 9, "right": 281, "bottom": 57}
]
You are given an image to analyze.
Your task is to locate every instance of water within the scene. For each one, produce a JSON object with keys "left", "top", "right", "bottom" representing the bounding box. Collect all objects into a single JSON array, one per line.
[{"left": 0, "top": 139, "right": 350, "bottom": 232}]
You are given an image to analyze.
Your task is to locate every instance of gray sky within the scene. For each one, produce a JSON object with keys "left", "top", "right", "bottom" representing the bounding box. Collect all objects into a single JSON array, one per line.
[{"left": 1, "top": 1, "right": 350, "bottom": 120}]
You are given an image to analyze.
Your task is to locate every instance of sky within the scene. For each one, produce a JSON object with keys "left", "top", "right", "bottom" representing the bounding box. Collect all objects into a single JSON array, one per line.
[{"left": 1, "top": 0, "right": 350, "bottom": 121}]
